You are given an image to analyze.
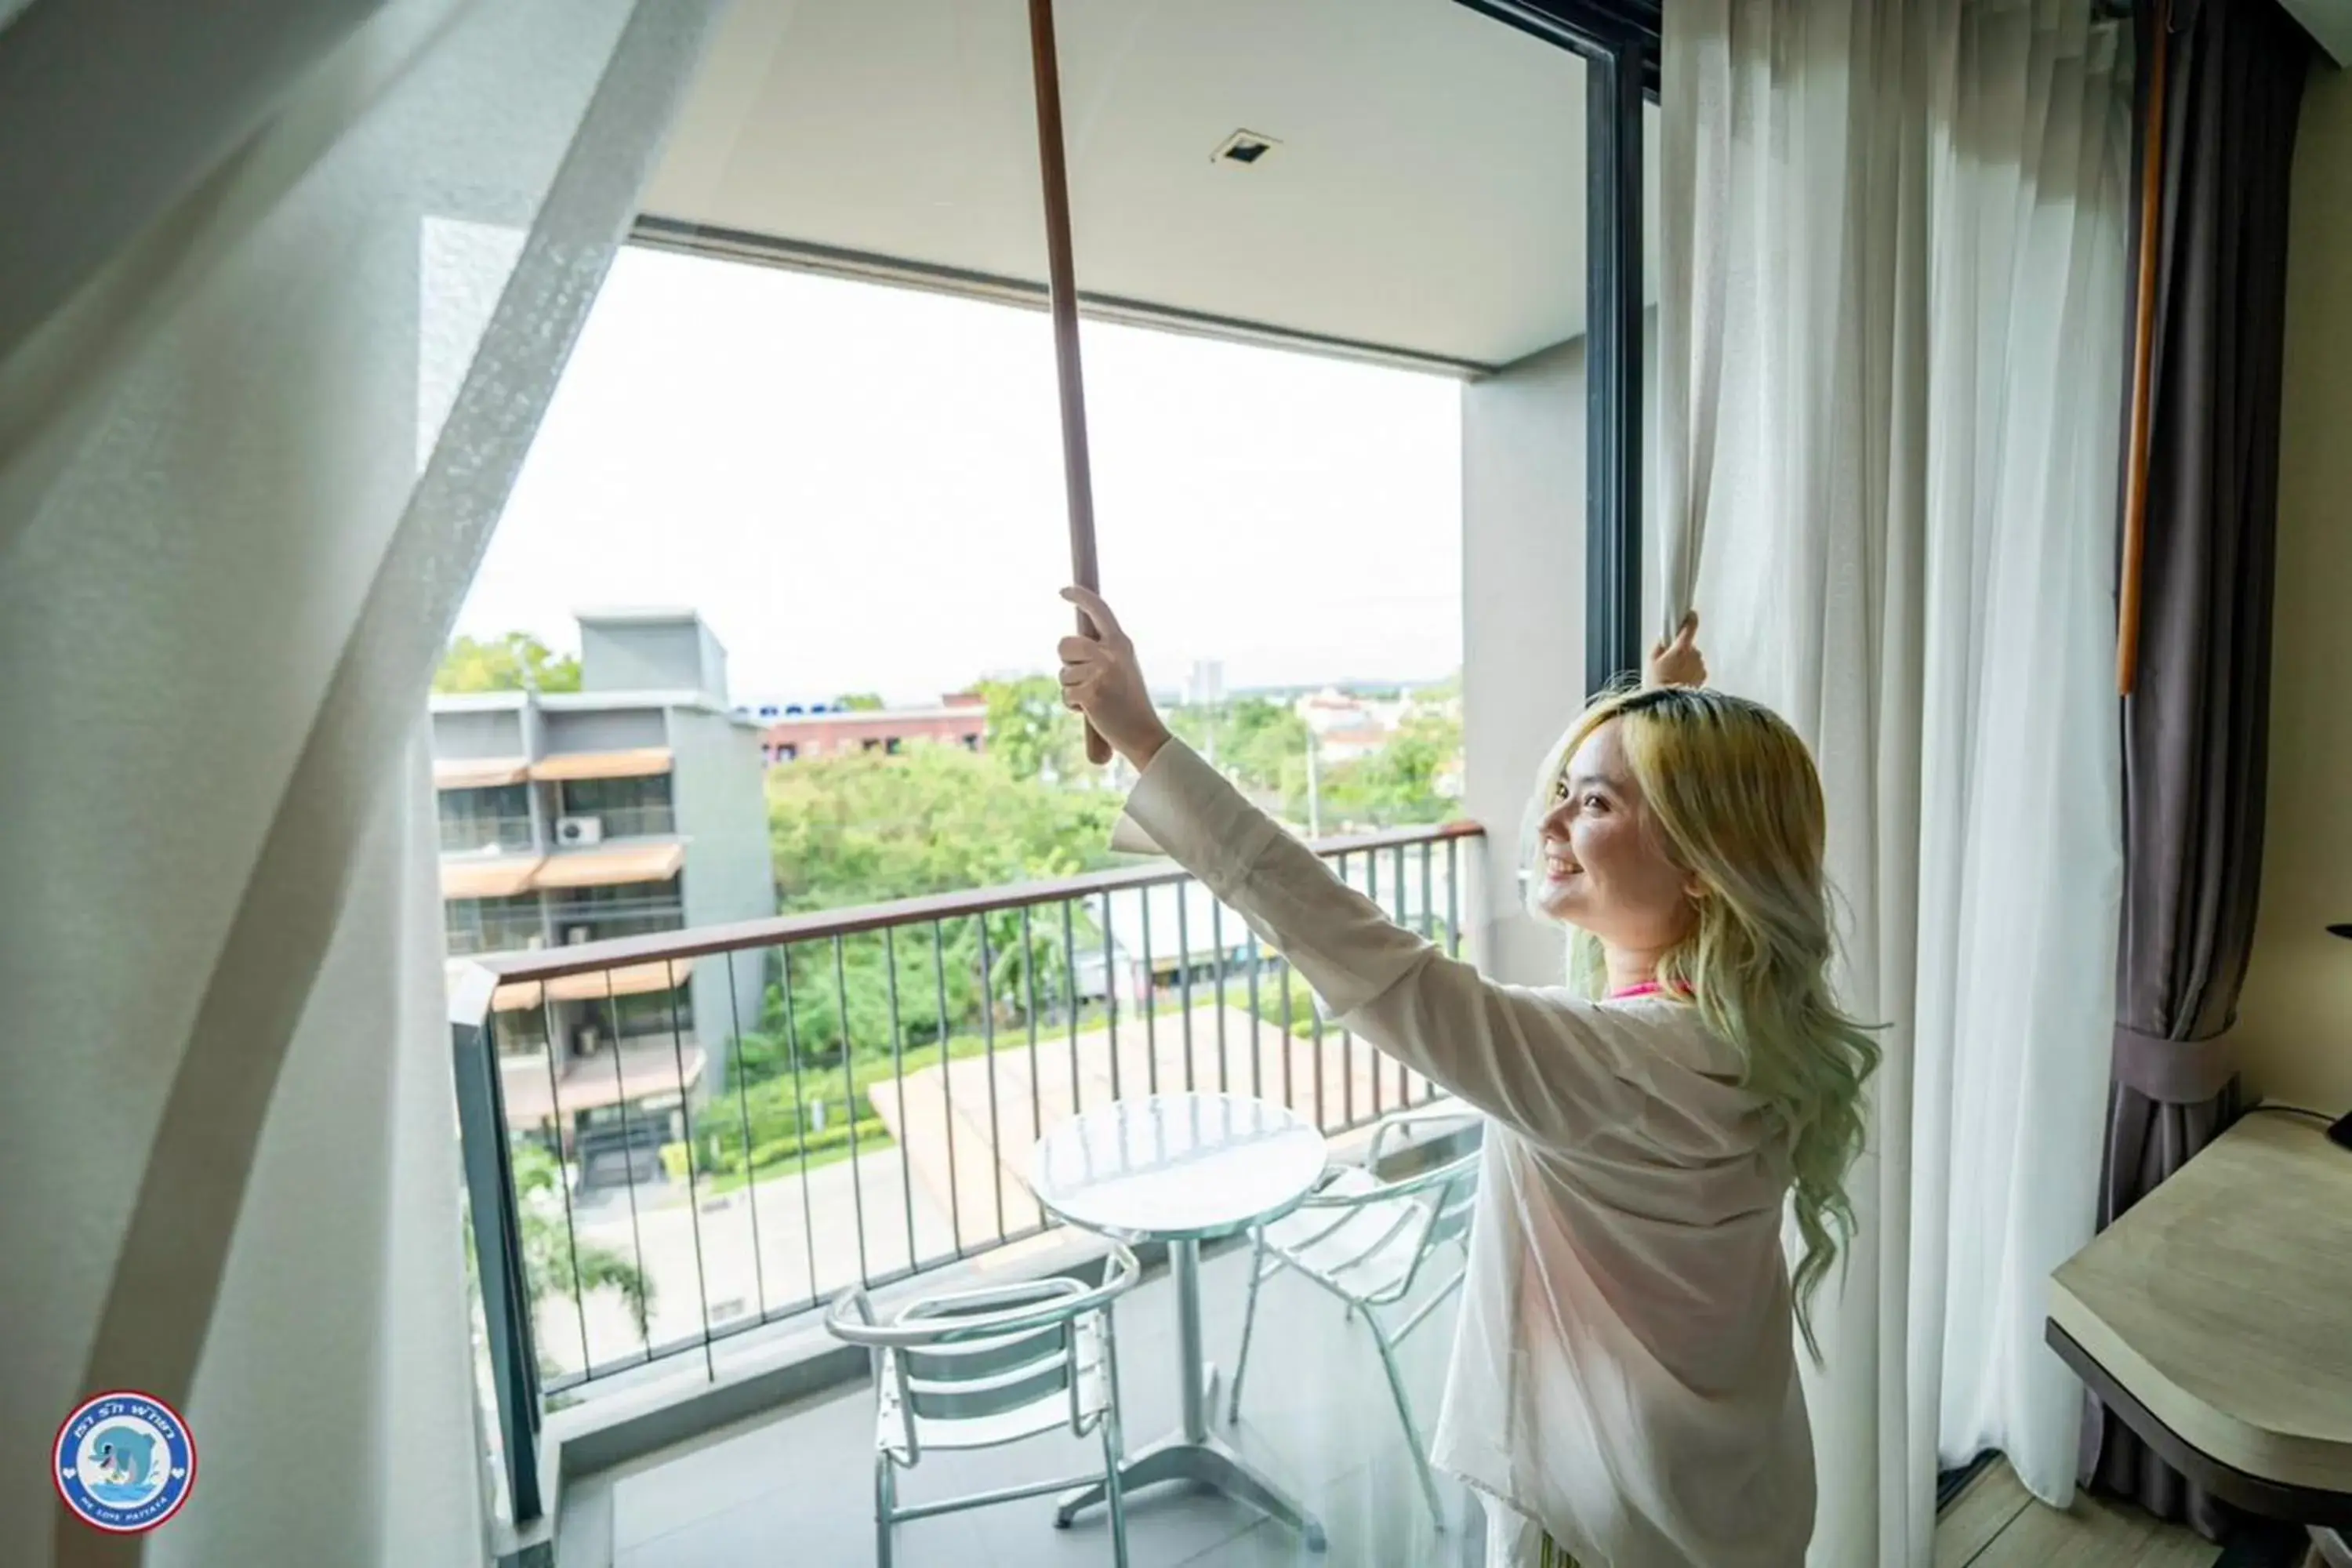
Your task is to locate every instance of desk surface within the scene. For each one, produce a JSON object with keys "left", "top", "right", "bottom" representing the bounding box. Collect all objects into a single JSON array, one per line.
[{"left": 2049, "top": 1112, "right": 2352, "bottom": 1500}]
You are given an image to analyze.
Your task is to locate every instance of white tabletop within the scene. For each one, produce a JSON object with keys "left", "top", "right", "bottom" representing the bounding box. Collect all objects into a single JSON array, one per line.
[{"left": 1030, "top": 1093, "right": 1329, "bottom": 1244}]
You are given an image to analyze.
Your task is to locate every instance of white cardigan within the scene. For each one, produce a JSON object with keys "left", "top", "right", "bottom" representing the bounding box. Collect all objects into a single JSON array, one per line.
[{"left": 1124, "top": 740, "right": 1814, "bottom": 1568}]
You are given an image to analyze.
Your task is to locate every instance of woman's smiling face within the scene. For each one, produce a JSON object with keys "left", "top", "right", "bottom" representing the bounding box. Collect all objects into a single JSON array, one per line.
[{"left": 1533, "top": 718, "right": 1697, "bottom": 953}]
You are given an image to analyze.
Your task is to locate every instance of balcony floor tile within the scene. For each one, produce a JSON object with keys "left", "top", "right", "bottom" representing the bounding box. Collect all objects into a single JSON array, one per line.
[{"left": 606, "top": 1244, "right": 1485, "bottom": 1567}]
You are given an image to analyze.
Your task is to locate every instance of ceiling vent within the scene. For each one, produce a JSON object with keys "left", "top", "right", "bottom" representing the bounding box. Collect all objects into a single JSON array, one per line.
[{"left": 1212, "top": 129, "right": 1280, "bottom": 166}]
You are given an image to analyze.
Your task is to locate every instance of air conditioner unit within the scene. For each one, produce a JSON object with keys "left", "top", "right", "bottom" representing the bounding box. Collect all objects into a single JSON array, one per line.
[{"left": 556, "top": 815, "right": 604, "bottom": 847}]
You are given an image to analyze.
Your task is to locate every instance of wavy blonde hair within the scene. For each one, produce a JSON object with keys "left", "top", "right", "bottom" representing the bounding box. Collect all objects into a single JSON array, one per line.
[{"left": 1523, "top": 685, "right": 1878, "bottom": 1359}]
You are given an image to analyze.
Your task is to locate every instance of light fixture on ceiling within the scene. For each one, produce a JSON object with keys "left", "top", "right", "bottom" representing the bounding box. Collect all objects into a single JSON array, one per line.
[{"left": 1212, "top": 129, "right": 1280, "bottom": 166}]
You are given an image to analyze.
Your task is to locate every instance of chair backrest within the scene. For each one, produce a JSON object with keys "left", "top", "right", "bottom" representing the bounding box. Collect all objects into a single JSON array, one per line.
[
  {"left": 1421, "top": 1156, "right": 1479, "bottom": 1249},
  {"left": 1294, "top": 1144, "right": 1482, "bottom": 1305},
  {"left": 1383, "top": 1148, "right": 1482, "bottom": 1294},
  {"left": 825, "top": 1247, "right": 1140, "bottom": 1463}
]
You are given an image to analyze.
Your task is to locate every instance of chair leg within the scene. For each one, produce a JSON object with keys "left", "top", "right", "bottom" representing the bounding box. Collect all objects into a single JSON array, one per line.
[
  {"left": 873, "top": 1450, "right": 896, "bottom": 1568},
  {"left": 1100, "top": 1410, "right": 1130, "bottom": 1568},
  {"left": 1368, "top": 1318, "right": 1446, "bottom": 1531},
  {"left": 1227, "top": 1232, "right": 1269, "bottom": 1423}
]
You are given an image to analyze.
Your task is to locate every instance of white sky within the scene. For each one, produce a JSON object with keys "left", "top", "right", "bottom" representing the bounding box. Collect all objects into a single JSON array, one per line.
[{"left": 458, "top": 246, "right": 1463, "bottom": 706}]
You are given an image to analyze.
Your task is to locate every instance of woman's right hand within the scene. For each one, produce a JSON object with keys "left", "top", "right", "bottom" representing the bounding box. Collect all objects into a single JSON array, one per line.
[
  {"left": 1057, "top": 586, "right": 1172, "bottom": 770},
  {"left": 1648, "top": 611, "right": 1707, "bottom": 688}
]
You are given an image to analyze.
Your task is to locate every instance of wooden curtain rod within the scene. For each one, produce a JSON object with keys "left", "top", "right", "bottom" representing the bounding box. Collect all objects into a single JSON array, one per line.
[
  {"left": 2117, "top": 17, "right": 2169, "bottom": 697},
  {"left": 1026, "top": 0, "right": 1112, "bottom": 765}
]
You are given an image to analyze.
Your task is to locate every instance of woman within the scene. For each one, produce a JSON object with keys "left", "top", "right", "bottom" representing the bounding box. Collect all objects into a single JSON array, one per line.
[{"left": 1056, "top": 587, "right": 1877, "bottom": 1568}]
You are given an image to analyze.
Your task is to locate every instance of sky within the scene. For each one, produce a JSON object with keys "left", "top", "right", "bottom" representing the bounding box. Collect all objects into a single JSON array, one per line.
[{"left": 458, "top": 245, "right": 1464, "bottom": 707}]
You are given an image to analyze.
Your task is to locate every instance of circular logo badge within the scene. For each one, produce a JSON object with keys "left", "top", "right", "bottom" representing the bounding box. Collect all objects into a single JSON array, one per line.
[{"left": 53, "top": 1391, "right": 197, "bottom": 1534}]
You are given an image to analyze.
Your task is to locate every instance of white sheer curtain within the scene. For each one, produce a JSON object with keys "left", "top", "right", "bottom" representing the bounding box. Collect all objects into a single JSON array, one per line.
[
  {"left": 1658, "top": 3, "right": 2133, "bottom": 1564},
  {"left": 0, "top": 2, "right": 719, "bottom": 1562}
]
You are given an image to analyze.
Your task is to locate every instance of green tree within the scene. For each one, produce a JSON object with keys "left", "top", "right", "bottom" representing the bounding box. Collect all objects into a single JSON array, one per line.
[
  {"left": 769, "top": 742, "right": 1117, "bottom": 909},
  {"left": 512, "top": 1142, "right": 652, "bottom": 1338},
  {"left": 974, "top": 674, "right": 1087, "bottom": 783},
  {"left": 832, "top": 692, "right": 884, "bottom": 711},
  {"left": 435, "top": 632, "right": 582, "bottom": 695},
  {"left": 1283, "top": 706, "right": 1464, "bottom": 829}
]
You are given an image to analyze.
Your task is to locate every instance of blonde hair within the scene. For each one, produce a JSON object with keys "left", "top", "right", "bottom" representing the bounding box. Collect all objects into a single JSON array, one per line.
[{"left": 1524, "top": 685, "right": 1878, "bottom": 1359}]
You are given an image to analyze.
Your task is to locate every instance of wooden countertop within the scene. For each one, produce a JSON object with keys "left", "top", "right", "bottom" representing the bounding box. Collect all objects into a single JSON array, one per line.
[{"left": 2049, "top": 1112, "right": 2352, "bottom": 1502}]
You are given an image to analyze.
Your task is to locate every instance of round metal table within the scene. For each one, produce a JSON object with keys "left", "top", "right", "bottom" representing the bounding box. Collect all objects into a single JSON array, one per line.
[{"left": 1032, "top": 1092, "right": 1330, "bottom": 1549}]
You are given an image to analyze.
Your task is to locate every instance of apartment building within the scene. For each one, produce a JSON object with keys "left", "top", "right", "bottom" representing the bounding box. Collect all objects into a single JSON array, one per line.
[{"left": 433, "top": 610, "right": 770, "bottom": 1170}]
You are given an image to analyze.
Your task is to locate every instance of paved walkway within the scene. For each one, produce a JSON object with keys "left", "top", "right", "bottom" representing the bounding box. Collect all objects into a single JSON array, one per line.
[{"left": 869, "top": 1003, "right": 1438, "bottom": 1249}]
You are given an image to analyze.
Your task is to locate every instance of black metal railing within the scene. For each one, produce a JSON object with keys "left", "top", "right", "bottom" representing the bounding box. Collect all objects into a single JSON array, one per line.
[{"left": 448, "top": 817, "right": 1483, "bottom": 1524}]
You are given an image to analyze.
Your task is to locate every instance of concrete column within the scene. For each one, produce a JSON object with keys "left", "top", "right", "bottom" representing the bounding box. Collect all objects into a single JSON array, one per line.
[{"left": 1460, "top": 339, "right": 1589, "bottom": 988}]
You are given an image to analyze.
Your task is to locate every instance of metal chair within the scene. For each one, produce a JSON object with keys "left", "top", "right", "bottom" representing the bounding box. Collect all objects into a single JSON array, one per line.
[
  {"left": 1226, "top": 1102, "right": 1483, "bottom": 1529},
  {"left": 826, "top": 1247, "right": 1142, "bottom": 1568}
]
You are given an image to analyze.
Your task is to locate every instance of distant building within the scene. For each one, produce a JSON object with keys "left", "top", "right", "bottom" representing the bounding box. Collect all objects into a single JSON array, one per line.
[
  {"left": 434, "top": 609, "right": 771, "bottom": 1165},
  {"left": 1295, "top": 688, "right": 1394, "bottom": 764},
  {"left": 1073, "top": 858, "right": 1463, "bottom": 1006},
  {"left": 746, "top": 693, "right": 987, "bottom": 763},
  {"left": 1185, "top": 659, "right": 1226, "bottom": 710}
]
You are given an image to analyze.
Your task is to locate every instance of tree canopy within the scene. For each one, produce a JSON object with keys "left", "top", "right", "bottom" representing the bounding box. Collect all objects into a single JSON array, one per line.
[
  {"left": 434, "top": 632, "right": 581, "bottom": 695},
  {"left": 971, "top": 674, "right": 1089, "bottom": 784}
]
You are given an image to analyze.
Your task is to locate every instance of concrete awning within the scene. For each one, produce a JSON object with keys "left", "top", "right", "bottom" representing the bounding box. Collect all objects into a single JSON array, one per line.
[
  {"left": 543, "top": 960, "right": 690, "bottom": 1004},
  {"left": 528, "top": 746, "right": 673, "bottom": 782},
  {"left": 434, "top": 756, "right": 530, "bottom": 789},
  {"left": 499, "top": 1038, "right": 706, "bottom": 1126},
  {"left": 490, "top": 980, "right": 543, "bottom": 1014},
  {"left": 488, "top": 960, "right": 685, "bottom": 1014},
  {"left": 532, "top": 841, "right": 684, "bottom": 891},
  {"left": 441, "top": 855, "right": 546, "bottom": 901}
]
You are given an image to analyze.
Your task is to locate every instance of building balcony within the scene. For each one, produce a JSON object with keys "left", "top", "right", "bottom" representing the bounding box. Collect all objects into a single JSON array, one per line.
[
  {"left": 448, "top": 819, "right": 1483, "bottom": 1552},
  {"left": 441, "top": 814, "right": 539, "bottom": 855}
]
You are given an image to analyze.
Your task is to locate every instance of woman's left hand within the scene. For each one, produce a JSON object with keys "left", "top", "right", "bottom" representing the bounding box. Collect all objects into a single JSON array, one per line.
[
  {"left": 1058, "top": 586, "right": 1171, "bottom": 770},
  {"left": 1647, "top": 611, "right": 1708, "bottom": 688}
]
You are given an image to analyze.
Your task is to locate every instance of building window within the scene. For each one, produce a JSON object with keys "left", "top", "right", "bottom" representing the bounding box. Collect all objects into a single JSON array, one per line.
[
  {"left": 547, "top": 877, "right": 685, "bottom": 944},
  {"left": 862, "top": 739, "right": 882, "bottom": 753},
  {"left": 438, "top": 783, "right": 532, "bottom": 854},
  {"left": 558, "top": 774, "right": 675, "bottom": 838},
  {"left": 445, "top": 892, "right": 544, "bottom": 956},
  {"left": 885, "top": 736, "right": 902, "bottom": 755}
]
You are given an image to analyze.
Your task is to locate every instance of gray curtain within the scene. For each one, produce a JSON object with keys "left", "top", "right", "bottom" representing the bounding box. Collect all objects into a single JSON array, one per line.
[{"left": 2084, "top": 0, "right": 2312, "bottom": 1541}]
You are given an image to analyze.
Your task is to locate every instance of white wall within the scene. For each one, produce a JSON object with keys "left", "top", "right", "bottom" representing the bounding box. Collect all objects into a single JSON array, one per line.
[
  {"left": 671, "top": 706, "right": 776, "bottom": 1076},
  {"left": 1460, "top": 339, "right": 1590, "bottom": 986}
]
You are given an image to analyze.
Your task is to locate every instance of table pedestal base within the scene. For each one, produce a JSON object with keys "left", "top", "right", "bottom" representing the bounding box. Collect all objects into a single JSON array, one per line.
[
  {"left": 1054, "top": 1236, "right": 1327, "bottom": 1552},
  {"left": 1054, "top": 1432, "right": 1326, "bottom": 1552}
]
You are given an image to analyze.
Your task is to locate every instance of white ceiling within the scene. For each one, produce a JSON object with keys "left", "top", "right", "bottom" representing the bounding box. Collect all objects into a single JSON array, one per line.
[{"left": 642, "top": 0, "right": 1661, "bottom": 370}]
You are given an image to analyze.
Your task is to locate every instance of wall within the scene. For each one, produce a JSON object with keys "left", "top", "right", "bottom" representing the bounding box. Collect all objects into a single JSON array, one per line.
[
  {"left": 580, "top": 616, "right": 719, "bottom": 699},
  {"left": 1460, "top": 339, "right": 1588, "bottom": 986},
  {"left": 543, "top": 705, "right": 667, "bottom": 754},
  {"left": 431, "top": 705, "right": 526, "bottom": 761},
  {"left": 1457, "top": 323, "right": 1659, "bottom": 989},
  {"left": 668, "top": 706, "right": 775, "bottom": 1076},
  {"left": 2237, "top": 60, "right": 2352, "bottom": 1115}
]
